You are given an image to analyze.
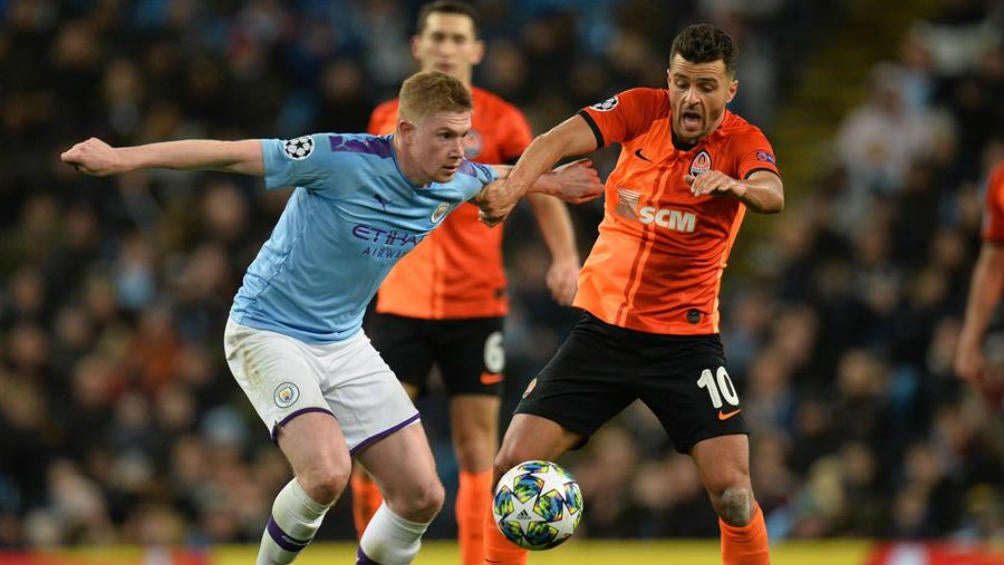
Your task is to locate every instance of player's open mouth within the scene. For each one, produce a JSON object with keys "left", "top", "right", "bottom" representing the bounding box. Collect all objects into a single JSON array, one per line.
[{"left": 681, "top": 111, "right": 702, "bottom": 129}]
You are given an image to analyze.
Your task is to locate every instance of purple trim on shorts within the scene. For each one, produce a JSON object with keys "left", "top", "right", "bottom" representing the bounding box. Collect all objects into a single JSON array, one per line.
[
  {"left": 356, "top": 546, "right": 385, "bottom": 565},
  {"left": 271, "top": 407, "right": 336, "bottom": 443},
  {"left": 349, "top": 413, "right": 421, "bottom": 455},
  {"left": 266, "top": 516, "right": 311, "bottom": 552}
]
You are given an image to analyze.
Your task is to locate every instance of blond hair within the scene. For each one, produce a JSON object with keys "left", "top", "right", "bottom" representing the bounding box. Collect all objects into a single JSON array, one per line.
[{"left": 398, "top": 71, "right": 472, "bottom": 123}]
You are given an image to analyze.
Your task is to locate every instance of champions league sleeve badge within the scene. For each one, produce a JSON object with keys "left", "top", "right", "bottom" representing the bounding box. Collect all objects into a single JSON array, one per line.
[
  {"left": 283, "top": 136, "right": 315, "bottom": 160},
  {"left": 589, "top": 96, "right": 619, "bottom": 112}
]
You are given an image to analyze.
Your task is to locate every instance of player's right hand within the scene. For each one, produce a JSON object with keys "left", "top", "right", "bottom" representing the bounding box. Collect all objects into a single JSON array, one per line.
[
  {"left": 546, "top": 257, "right": 580, "bottom": 306},
  {"left": 954, "top": 341, "right": 985, "bottom": 387},
  {"left": 61, "top": 137, "right": 124, "bottom": 176}
]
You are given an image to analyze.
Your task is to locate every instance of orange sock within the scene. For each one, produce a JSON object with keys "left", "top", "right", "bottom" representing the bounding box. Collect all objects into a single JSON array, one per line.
[
  {"left": 482, "top": 503, "right": 528, "bottom": 565},
  {"left": 720, "top": 502, "right": 770, "bottom": 565},
  {"left": 351, "top": 469, "right": 384, "bottom": 539},
  {"left": 456, "top": 471, "right": 492, "bottom": 565}
]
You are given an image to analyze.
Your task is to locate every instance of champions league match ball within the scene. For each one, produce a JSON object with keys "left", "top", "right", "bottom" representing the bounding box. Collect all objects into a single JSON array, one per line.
[{"left": 492, "top": 460, "right": 583, "bottom": 550}]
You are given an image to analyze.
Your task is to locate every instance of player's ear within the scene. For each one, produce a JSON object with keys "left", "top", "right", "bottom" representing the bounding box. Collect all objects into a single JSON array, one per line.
[
  {"left": 410, "top": 35, "right": 422, "bottom": 61},
  {"left": 471, "top": 39, "right": 485, "bottom": 65},
  {"left": 726, "top": 79, "right": 738, "bottom": 103},
  {"left": 397, "top": 119, "right": 416, "bottom": 144}
]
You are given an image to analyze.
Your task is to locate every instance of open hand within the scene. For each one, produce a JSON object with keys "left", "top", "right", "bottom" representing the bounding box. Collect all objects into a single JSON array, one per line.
[
  {"left": 549, "top": 159, "right": 603, "bottom": 204},
  {"left": 685, "top": 170, "right": 746, "bottom": 199}
]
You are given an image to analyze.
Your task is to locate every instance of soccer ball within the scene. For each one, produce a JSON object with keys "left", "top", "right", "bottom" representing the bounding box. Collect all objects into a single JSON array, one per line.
[{"left": 492, "top": 460, "right": 583, "bottom": 550}]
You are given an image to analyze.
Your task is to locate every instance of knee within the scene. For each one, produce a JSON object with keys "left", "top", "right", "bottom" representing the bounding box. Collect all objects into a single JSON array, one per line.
[
  {"left": 299, "top": 463, "right": 351, "bottom": 506},
  {"left": 385, "top": 475, "right": 445, "bottom": 525},
  {"left": 396, "top": 478, "right": 445, "bottom": 523},
  {"left": 454, "top": 432, "right": 495, "bottom": 472},
  {"left": 491, "top": 448, "right": 520, "bottom": 486},
  {"left": 711, "top": 486, "right": 755, "bottom": 527}
]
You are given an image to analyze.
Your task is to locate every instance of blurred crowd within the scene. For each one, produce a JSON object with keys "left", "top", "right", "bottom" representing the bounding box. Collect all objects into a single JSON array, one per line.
[{"left": 0, "top": 0, "right": 1003, "bottom": 550}]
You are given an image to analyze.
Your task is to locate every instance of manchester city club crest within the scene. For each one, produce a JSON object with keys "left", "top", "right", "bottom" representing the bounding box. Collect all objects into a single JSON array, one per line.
[
  {"left": 431, "top": 202, "right": 450, "bottom": 224},
  {"left": 273, "top": 382, "right": 300, "bottom": 408},
  {"left": 690, "top": 150, "right": 712, "bottom": 177}
]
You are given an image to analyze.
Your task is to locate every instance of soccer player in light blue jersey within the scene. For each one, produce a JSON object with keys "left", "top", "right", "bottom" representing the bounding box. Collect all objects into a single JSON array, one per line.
[{"left": 61, "top": 71, "right": 602, "bottom": 565}]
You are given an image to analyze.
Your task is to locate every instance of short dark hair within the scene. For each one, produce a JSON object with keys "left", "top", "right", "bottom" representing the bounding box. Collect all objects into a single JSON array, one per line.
[
  {"left": 670, "top": 24, "right": 738, "bottom": 76},
  {"left": 416, "top": 1, "right": 479, "bottom": 37}
]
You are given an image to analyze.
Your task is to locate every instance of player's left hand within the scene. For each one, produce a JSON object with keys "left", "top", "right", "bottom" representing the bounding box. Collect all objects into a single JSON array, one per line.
[
  {"left": 685, "top": 171, "right": 747, "bottom": 199},
  {"left": 546, "top": 257, "right": 580, "bottom": 306}
]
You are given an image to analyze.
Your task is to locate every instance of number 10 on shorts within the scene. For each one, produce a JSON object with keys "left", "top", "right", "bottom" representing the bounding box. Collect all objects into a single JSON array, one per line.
[{"left": 697, "top": 366, "right": 739, "bottom": 408}]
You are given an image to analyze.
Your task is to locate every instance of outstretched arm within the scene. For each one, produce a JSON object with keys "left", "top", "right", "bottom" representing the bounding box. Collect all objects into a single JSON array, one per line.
[
  {"left": 487, "top": 158, "right": 601, "bottom": 203},
  {"left": 61, "top": 137, "right": 264, "bottom": 177},
  {"left": 478, "top": 115, "right": 600, "bottom": 225},
  {"left": 956, "top": 243, "right": 1004, "bottom": 391}
]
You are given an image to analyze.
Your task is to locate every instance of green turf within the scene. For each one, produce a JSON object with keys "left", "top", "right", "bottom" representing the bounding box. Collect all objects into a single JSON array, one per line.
[{"left": 209, "top": 539, "right": 870, "bottom": 565}]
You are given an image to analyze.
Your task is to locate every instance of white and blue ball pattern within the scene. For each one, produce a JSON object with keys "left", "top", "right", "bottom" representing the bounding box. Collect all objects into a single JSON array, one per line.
[{"left": 492, "top": 460, "right": 583, "bottom": 550}]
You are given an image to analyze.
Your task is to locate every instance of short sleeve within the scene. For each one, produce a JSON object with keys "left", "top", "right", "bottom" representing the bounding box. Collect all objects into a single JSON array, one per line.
[
  {"left": 260, "top": 134, "right": 335, "bottom": 191},
  {"left": 577, "top": 88, "right": 666, "bottom": 148},
  {"left": 982, "top": 163, "right": 1004, "bottom": 242},
  {"left": 731, "top": 127, "right": 780, "bottom": 180},
  {"left": 458, "top": 160, "right": 499, "bottom": 201}
]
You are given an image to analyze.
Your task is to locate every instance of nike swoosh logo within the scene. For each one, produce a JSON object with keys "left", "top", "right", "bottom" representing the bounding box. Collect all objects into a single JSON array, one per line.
[
  {"left": 480, "top": 372, "right": 504, "bottom": 385},
  {"left": 718, "top": 408, "right": 742, "bottom": 421},
  {"left": 634, "top": 148, "right": 652, "bottom": 162}
]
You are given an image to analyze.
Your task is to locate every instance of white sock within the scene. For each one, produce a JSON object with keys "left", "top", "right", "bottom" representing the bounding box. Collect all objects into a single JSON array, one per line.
[
  {"left": 257, "top": 479, "right": 331, "bottom": 565},
  {"left": 356, "top": 504, "right": 431, "bottom": 565}
]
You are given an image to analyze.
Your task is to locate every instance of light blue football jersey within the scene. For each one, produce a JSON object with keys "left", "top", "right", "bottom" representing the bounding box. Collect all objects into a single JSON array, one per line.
[{"left": 229, "top": 133, "right": 498, "bottom": 343}]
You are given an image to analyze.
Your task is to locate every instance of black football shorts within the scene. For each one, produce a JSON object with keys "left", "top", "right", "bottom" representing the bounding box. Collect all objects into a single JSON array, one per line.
[
  {"left": 515, "top": 311, "right": 748, "bottom": 453},
  {"left": 367, "top": 313, "right": 506, "bottom": 397}
]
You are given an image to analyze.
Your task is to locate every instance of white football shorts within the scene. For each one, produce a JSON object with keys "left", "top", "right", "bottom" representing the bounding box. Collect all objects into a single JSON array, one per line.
[{"left": 223, "top": 318, "right": 419, "bottom": 453}]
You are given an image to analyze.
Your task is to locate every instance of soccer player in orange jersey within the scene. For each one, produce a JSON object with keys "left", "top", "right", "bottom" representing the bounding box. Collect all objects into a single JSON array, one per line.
[
  {"left": 350, "top": 3, "right": 581, "bottom": 564},
  {"left": 956, "top": 161, "right": 1004, "bottom": 409},
  {"left": 477, "top": 24, "right": 783, "bottom": 565}
]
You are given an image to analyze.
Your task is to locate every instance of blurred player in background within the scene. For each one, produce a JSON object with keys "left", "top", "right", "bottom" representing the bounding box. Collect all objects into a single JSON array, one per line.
[
  {"left": 61, "top": 71, "right": 601, "bottom": 565},
  {"left": 477, "top": 24, "right": 782, "bottom": 565},
  {"left": 956, "top": 160, "right": 1004, "bottom": 409},
  {"left": 350, "top": 4, "right": 581, "bottom": 564}
]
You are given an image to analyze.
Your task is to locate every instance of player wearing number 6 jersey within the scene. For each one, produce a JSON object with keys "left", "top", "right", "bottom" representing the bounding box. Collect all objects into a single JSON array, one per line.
[
  {"left": 350, "top": 5, "right": 582, "bottom": 565},
  {"left": 61, "top": 71, "right": 601, "bottom": 565},
  {"left": 477, "top": 24, "right": 783, "bottom": 565}
]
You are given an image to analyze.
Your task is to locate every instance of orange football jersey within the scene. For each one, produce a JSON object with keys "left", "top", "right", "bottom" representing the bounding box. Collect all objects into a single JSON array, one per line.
[
  {"left": 982, "top": 162, "right": 1004, "bottom": 243},
  {"left": 575, "top": 88, "right": 780, "bottom": 335},
  {"left": 370, "top": 87, "right": 532, "bottom": 318}
]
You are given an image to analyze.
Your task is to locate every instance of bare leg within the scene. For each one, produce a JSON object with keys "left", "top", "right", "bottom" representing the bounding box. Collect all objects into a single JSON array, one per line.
[
  {"left": 691, "top": 434, "right": 771, "bottom": 565},
  {"left": 353, "top": 422, "right": 445, "bottom": 565},
  {"left": 257, "top": 412, "right": 351, "bottom": 565}
]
